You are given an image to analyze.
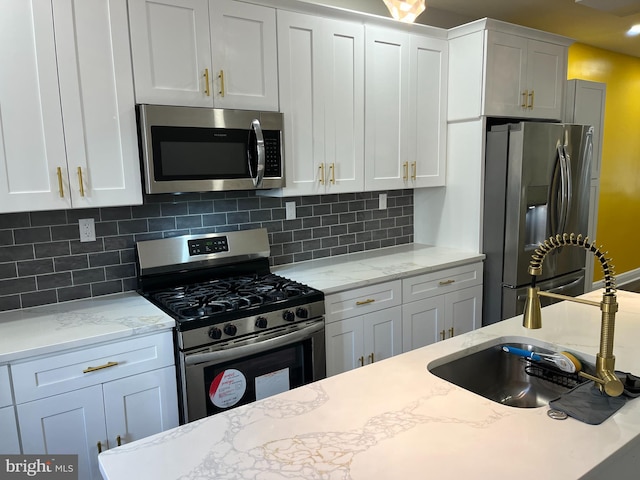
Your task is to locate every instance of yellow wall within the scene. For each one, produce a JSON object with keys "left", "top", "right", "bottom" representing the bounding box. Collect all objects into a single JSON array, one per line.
[{"left": 567, "top": 44, "right": 640, "bottom": 278}]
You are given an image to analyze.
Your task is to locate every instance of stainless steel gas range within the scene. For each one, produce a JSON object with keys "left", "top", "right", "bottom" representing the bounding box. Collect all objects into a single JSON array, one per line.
[{"left": 135, "top": 228, "right": 326, "bottom": 424}]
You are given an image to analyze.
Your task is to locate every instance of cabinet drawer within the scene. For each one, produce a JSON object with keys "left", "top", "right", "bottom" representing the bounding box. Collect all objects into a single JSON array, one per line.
[
  {"left": 0, "top": 365, "right": 12, "bottom": 407},
  {"left": 402, "top": 262, "right": 483, "bottom": 303},
  {"left": 12, "top": 331, "right": 174, "bottom": 404},
  {"left": 325, "top": 281, "right": 402, "bottom": 323}
]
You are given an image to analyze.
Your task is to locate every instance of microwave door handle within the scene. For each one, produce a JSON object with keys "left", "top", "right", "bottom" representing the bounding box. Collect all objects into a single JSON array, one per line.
[{"left": 250, "top": 119, "right": 265, "bottom": 187}]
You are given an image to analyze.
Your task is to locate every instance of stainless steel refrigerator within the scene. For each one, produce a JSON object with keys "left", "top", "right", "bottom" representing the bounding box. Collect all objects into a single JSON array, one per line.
[{"left": 482, "top": 122, "right": 593, "bottom": 324}]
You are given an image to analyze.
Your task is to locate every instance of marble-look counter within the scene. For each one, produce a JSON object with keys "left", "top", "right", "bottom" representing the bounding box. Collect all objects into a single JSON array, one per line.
[
  {"left": 273, "top": 243, "right": 485, "bottom": 293},
  {"left": 0, "top": 292, "right": 175, "bottom": 363},
  {"left": 98, "top": 290, "right": 640, "bottom": 480}
]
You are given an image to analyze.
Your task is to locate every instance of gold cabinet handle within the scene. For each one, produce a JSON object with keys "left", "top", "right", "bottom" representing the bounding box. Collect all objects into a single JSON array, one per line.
[
  {"left": 449, "top": 327, "right": 454, "bottom": 338},
  {"left": 368, "top": 352, "right": 375, "bottom": 364},
  {"left": 318, "top": 163, "right": 325, "bottom": 185},
  {"left": 528, "top": 90, "right": 534, "bottom": 109},
  {"left": 204, "top": 68, "right": 211, "bottom": 96},
  {"left": 57, "top": 167, "right": 64, "bottom": 198},
  {"left": 97, "top": 441, "right": 103, "bottom": 454},
  {"left": 218, "top": 69, "right": 225, "bottom": 97},
  {"left": 83, "top": 361, "right": 118, "bottom": 374},
  {"left": 521, "top": 90, "right": 528, "bottom": 108},
  {"left": 356, "top": 298, "right": 375, "bottom": 305},
  {"left": 439, "top": 279, "right": 455, "bottom": 286},
  {"left": 77, "top": 167, "right": 85, "bottom": 197},
  {"left": 358, "top": 356, "right": 364, "bottom": 367},
  {"left": 329, "top": 163, "right": 335, "bottom": 184},
  {"left": 403, "top": 161, "right": 409, "bottom": 181},
  {"left": 116, "top": 435, "right": 122, "bottom": 447},
  {"left": 440, "top": 330, "right": 445, "bottom": 341},
  {"left": 411, "top": 161, "right": 417, "bottom": 180}
]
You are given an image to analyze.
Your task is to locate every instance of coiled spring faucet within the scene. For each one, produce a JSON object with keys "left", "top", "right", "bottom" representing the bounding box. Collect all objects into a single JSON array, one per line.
[{"left": 523, "top": 233, "right": 623, "bottom": 397}]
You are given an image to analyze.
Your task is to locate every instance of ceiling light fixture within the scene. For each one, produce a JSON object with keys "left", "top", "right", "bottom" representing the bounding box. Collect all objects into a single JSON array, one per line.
[
  {"left": 383, "top": 0, "right": 426, "bottom": 23},
  {"left": 627, "top": 24, "right": 640, "bottom": 36}
]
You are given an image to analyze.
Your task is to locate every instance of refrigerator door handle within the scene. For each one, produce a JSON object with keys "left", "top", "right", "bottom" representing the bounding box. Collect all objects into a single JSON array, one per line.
[
  {"left": 557, "top": 145, "right": 569, "bottom": 233},
  {"left": 549, "top": 144, "right": 567, "bottom": 235},
  {"left": 561, "top": 144, "right": 572, "bottom": 233}
]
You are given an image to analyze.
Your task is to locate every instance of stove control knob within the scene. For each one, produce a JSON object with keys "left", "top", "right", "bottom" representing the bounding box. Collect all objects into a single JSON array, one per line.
[
  {"left": 208, "top": 327, "right": 222, "bottom": 340},
  {"left": 255, "top": 317, "right": 268, "bottom": 329},
  {"left": 282, "top": 310, "right": 295, "bottom": 322},
  {"left": 296, "top": 307, "right": 309, "bottom": 319},
  {"left": 224, "top": 324, "right": 238, "bottom": 336}
]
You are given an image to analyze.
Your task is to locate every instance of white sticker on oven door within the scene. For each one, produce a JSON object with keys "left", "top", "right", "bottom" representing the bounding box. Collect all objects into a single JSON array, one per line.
[
  {"left": 209, "top": 369, "right": 247, "bottom": 408},
  {"left": 255, "top": 368, "right": 290, "bottom": 401}
]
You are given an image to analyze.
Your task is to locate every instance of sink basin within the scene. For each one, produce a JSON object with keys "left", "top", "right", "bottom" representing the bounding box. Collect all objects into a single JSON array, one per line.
[{"left": 428, "top": 339, "right": 586, "bottom": 408}]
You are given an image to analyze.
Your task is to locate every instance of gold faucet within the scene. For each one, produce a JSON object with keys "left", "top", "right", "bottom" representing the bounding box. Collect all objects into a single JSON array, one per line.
[{"left": 523, "top": 233, "right": 624, "bottom": 397}]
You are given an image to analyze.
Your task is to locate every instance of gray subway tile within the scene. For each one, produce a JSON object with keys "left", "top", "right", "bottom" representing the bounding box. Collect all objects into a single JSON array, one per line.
[
  {"left": 101, "top": 206, "right": 132, "bottom": 221},
  {"left": 118, "top": 219, "right": 148, "bottom": 234},
  {"left": 104, "top": 235, "right": 134, "bottom": 251},
  {"left": 148, "top": 217, "right": 176, "bottom": 232},
  {"left": 14, "top": 227, "right": 51, "bottom": 244},
  {"left": 0, "top": 245, "right": 34, "bottom": 262},
  {"left": 30, "top": 210, "right": 67, "bottom": 226},
  {"left": 95, "top": 222, "right": 119, "bottom": 237},
  {"left": 0, "top": 277, "right": 36, "bottom": 296},
  {"left": 89, "top": 251, "right": 121, "bottom": 268},
  {"left": 0, "top": 213, "right": 30, "bottom": 229},
  {"left": 122, "top": 277, "right": 137, "bottom": 292},
  {"left": 105, "top": 264, "right": 135, "bottom": 280},
  {"left": 176, "top": 216, "right": 202, "bottom": 229},
  {"left": 132, "top": 204, "right": 161, "bottom": 218},
  {"left": 202, "top": 213, "right": 227, "bottom": 227},
  {"left": 0, "top": 230, "right": 13, "bottom": 246},
  {"left": 17, "top": 259, "right": 54, "bottom": 276},
  {"left": 67, "top": 209, "right": 100, "bottom": 224},
  {"left": 51, "top": 224, "right": 81, "bottom": 241},
  {"left": 0, "top": 295, "right": 21, "bottom": 312},
  {"left": 0, "top": 263, "right": 16, "bottom": 279},
  {"left": 120, "top": 249, "right": 135, "bottom": 264},
  {"left": 161, "top": 202, "right": 189, "bottom": 216},
  {"left": 213, "top": 199, "right": 238, "bottom": 212},
  {"left": 58, "top": 285, "right": 91, "bottom": 302},
  {"left": 91, "top": 280, "right": 123, "bottom": 297},
  {"left": 226, "top": 212, "right": 250, "bottom": 224},
  {"left": 22, "top": 290, "right": 58, "bottom": 308},
  {"left": 35, "top": 241, "right": 70, "bottom": 258},
  {"left": 249, "top": 210, "right": 272, "bottom": 222},
  {"left": 73, "top": 268, "right": 106, "bottom": 285},
  {"left": 54, "top": 255, "right": 89, "bottom": 272},
  {"left": 37, "top": 272, "right": 72, "bottom": 290},
  {"left": 188, "top": 201, "right": 214, "bottom": 214},
  {"left": 70, "top": 239, "right": 105, "bottom": 254}
]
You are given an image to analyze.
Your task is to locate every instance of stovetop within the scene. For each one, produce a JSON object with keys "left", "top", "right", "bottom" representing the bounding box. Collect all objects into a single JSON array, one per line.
[{"left": 144, "top": 272, "right": 325, "bottom": 333}]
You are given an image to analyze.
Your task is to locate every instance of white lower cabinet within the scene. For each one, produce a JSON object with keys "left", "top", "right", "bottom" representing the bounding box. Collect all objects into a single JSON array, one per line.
[
  {"left": 402, "top": 285, "right": 482, "bottom": 351},
  {"left": 402, "top": 263, "right": 483, "bottom": 351},
  {"left": 324, "top": 281, "right": 402, "bottom": 377},
  {"left": 0, "top": 365, "right": 20, "bottom": 454},
  {"left": 12, "top": 332, "right": 178, "bottom": 480},
  {"left": 325, "top": 306, "right": 402, "bottom": 377},
  {"left": 324, "top": 263, "right": 484, "bottom": 377}
]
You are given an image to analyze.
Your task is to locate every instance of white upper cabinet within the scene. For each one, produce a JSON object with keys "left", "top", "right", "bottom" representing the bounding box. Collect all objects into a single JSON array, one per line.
[
  {"left": 364, "top": 25, "right": 447, "bottom": 191},
  {"left": 128, "top": 0, "right": 278, "bottom": 111},
  {"left": 448, "top": 19, "right": 570, "bottom": 122},
  {"left": 275, "top": 10, "right": 364, "bottom": 196},
  {"left": 485, "top": 31, "right": 566, "bottom": 119},
  {"left": 0, "top": 0, "right": 142, "bottom": 213}
]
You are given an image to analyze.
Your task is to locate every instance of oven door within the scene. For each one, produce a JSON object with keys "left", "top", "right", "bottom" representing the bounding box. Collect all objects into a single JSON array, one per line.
[{"left": 181, "top": 319, "right": 325, "bottom": 423}]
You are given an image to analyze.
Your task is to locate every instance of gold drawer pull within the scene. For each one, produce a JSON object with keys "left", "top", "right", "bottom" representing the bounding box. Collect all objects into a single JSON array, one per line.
[
  {"left": 204, "top": 68, "right": 211, "bottom": 96},
  {"left": 439, "top": 279, "right": 455, "bottom": 286},
  {"left": 449, "top": 327, "right": 454, "bottom": 338},
  {"left": 356, "top": 298, "right": 375, "bottom": 305},
  {"left": 440, "top": 329, "right": 445, "bottom": 341},
  {"left": 403, "top": 161, "right": 409, "bottom": 181},
  {"left": 528, "top": 90, "right": 535, "bottom": 109},
  {"left": 358, "top": 356, "right": 364, "bottom": 366},
  {"left": 368, "top": 352, "right": 375, "bottom": 363},
  {"left": 318, "top": 163, "right": 325, "bottom": 184},
  {"left": 218, "top": 69, "right": 225, "bottom": 97},
  {"left": 97, "top": 441, "right": 103, "bottom": 454},
  {"left": 521, "top": 90, "right": 528, "bottom": 108},
  {"left": 77, "top": 167, "right": 85, "bottom": 197},
  {"left": 83, "top": 361, "right": 118, "bottom": 374},
  {"left": 116, "top": 435, "right": 122, "bottom": 447},
  {"left": 57, "top": 167, "right": 64, "bottom": 197}
]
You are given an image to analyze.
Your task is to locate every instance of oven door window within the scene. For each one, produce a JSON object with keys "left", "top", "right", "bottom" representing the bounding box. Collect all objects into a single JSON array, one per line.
[
  {"left": 151, "top": 126, "right": 249, "bottom": 180},
  {"left": 203, "top": 341, "right": 312, "bottom": 416}
]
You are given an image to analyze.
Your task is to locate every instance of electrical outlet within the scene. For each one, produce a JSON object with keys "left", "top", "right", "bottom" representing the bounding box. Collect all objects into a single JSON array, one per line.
[
  {"left": 285, "top": 201, "right": 296, "bottom": 220},
  {"left": 379, "top": 193, "right": 387, "bottom": 210},
  {"left": 78, "top": 218, "right": 96, "bottom": 243}
]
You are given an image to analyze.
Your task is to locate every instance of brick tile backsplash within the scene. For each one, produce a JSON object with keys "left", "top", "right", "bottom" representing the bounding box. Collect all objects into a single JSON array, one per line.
[{"left": 0, "top": 189, "right": 413, "bottom": 312}]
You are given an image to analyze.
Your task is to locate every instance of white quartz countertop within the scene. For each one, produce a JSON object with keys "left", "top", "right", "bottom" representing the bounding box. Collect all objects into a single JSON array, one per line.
[
  {"left": 0, "top": 292, "right": 175, "bottom": 363},
  {"left": 273, "top": 243, "right": 485, "bottom": 293},
  {"left": 98, "top": 290, "right": 640, "bottom": 480}
]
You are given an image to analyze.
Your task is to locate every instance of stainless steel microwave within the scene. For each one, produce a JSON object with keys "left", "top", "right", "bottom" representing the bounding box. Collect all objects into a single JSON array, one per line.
[{"left": 136, "top": 105, "right": 284, "bottom": 194}]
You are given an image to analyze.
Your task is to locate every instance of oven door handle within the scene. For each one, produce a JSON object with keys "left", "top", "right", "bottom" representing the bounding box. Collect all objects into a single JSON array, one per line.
[{"left": 184, "top": 321, "right": 324, "bottom": 366}]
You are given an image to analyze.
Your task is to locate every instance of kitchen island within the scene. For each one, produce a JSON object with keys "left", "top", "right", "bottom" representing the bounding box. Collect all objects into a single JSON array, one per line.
[{"left": 98, "top": 290, "right": 640, "bottom": 479}]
